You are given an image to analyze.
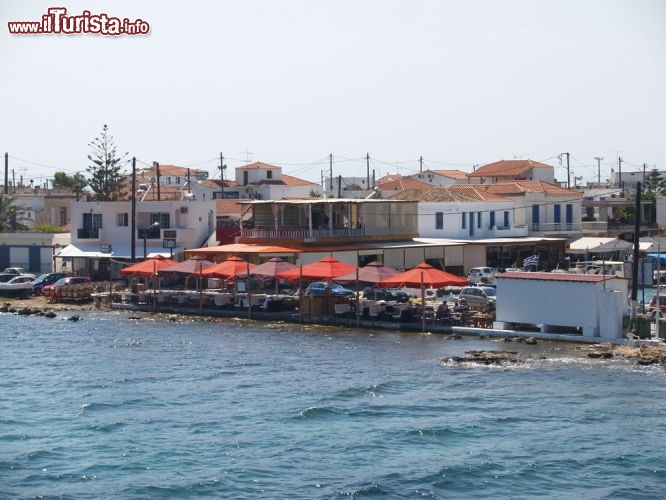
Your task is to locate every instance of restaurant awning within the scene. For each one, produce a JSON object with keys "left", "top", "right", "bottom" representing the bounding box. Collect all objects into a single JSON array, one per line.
[{"left": 56, "top": 244, "right": 185, "bottom": 259}]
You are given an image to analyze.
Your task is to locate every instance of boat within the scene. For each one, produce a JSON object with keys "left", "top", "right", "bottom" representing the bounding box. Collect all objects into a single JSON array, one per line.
[{"left": 0, "top": 275, "right": 35, "bottom": 297}]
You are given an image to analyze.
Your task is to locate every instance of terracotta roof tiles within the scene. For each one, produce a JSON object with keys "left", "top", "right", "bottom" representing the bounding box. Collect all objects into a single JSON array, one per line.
[{"left": 469, "top": 159, "right": 554, "bottom": 178}]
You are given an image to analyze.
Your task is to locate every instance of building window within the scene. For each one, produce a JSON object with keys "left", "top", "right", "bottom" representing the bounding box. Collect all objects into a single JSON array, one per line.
[
  {"left": 59, "top": 207, "right": 67, "bottom": 226},
  {"left": 489, "top": 211, "right": 495, "bottom": 229},
  {"left": 92, "top": 213, "right": 103, "bottom": 230},
  {"left": 116, "top": 213, "right": 129, "bottom": 227},
  {"left": 435, "top": 212, "right": 443, "bottom": 230},
  {"left": 267, "top": 170, "right": 273, "bottom": 179},
  {"left": 152, "top": 213, "right": 170, "bottom": 229},
  {"left": 461, "top": 212, "right": 466, "bottom": 229},
  {"left": 477, "top": 212, "right": 482, "bottom": 228}
]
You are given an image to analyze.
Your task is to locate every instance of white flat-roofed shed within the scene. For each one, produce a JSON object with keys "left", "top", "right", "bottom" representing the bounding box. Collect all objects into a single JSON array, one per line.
[{"left": 494, "top": 272, "right": 629, "bottom": 339}]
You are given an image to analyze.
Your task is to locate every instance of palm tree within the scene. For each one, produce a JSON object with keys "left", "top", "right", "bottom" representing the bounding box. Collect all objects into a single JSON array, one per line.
[{"left": 0, "top": 194, "right": 27, "bottom": 231}]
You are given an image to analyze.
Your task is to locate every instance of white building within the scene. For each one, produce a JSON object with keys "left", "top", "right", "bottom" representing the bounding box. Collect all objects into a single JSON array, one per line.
[
  {"left": 494, "top": 272, "right": 629, "bottom": 339},
  {"left": 58, "top": 199, "right": 214, "bottom": 279},
  {"left": 233, "top": 162, "right": 319, "bottom": 200},
  {"left": 407, "top": 169, "right": 470, "bottom": 186}
]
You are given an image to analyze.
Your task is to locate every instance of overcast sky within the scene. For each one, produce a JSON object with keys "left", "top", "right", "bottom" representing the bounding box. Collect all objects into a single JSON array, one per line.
[{"left": 2, "top": 0, "right": 664, "bottom": 188}]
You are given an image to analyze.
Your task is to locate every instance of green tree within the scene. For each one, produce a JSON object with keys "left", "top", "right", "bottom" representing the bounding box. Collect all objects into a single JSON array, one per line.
[
  {"left": 87, "top": 124, "right": 128, "bottom": 201},
  {"left": 53, "top": 171, "right": 88, "bottom": 200},
  {"left": 644, "top": 168, "right": 666, "bottom": 194}
]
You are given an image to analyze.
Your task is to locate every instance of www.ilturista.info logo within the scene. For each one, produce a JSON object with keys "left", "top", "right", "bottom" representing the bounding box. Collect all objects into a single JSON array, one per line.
[{"left": 8, "top": 7, "right": 150, "bottom": 36}]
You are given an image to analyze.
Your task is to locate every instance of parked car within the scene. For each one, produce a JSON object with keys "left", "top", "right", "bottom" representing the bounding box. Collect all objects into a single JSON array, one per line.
[
  {"left": 31, "top": 272, "right": 68, "bottom": 295},
  {"left": 362, "top": 287, "right": 410, "bottom": 303},
  {"left": 42, "top": 276, "right": 91, "bottom": 298},
  {"left": 0, "top": 275, "right": 34, "bottom": 297},
  {"left": 3, "top": 267, "right": 37, "bottom": 279},
  {"left": 451, "top": 285, "right": 497, "bottom": 310},
  {"left": 304, "top": 282, "right": 356, "bottom": 297},
  {"left": 648, "top": 294, "right": 666, "bottom": 319}
]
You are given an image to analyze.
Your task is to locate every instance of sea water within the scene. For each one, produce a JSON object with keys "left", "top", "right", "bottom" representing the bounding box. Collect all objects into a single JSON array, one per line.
[{"left": 1, "top": 309, "right": 665, "bottom": 499}]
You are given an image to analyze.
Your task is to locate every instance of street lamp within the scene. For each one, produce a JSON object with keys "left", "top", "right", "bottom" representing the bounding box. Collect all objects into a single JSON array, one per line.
[{"left": 143, "top": 221, "right": 160, "bottom": 260}]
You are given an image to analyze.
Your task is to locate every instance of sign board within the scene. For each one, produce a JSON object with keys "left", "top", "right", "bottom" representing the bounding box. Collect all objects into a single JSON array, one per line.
[
  {"left": 163, "top": 229, "right": 177, "bottom": 239},
  {"left": 163, "top": 238, "right": 177, "bottom": 249},
  {"left": 100, "top": 243, "right": 112, "bottom": 253}
]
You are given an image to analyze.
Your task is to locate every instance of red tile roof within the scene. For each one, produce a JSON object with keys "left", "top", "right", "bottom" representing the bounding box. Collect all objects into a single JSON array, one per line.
[
  {"left": 469, "top": 159, "right": 554, "bottom": 178},
  {"left": 426, "top": 169, "right": 470, "bottom": 180},
  {"left": 237, "top": 161, "right": 282, "bottom": 170},
  {"left": 480, "top": 180, "right": 574, "bottom": 196},
  {"left": 377, "top": 174, "right": 431, "bottom": 191},
  {"left": 497, "top": 271, "right": 620, "bottom": 283},
  {"left": 215, "top": 199, "right": 248, "bottom": 214}
]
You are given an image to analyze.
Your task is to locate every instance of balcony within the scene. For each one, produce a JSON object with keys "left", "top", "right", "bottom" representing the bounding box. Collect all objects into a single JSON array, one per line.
[
  {"left": 490, "top": 224, "right": 529, "bottom": 238},
  {"left": 77, "top": 228, "right": 100, "bottom": 239},
  {"left": 240, "top": 226, "right": 366, "bottom": 244},
  {"left": 138, "top": 227, "right": 162, "bottom": 240}
]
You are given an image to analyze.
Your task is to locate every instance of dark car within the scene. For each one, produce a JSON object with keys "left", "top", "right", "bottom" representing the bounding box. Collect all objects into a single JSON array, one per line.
[
  {"left": 304, "top": 282, "right": 356, "bottom": 297},
  {"left": 31, "top": 272, "right": 68, "bottom": 295},
  {"left": 362, "top": 287, "right": 410, "bottom": 303}
]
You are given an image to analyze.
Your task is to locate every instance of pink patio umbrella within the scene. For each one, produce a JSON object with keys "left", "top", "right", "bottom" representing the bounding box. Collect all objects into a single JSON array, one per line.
[
  {"left": 235, "top": 257, "right": 297, "bottom": 280},
  {"left": 160, "top": 255, "right": 215, "bottom": 277},
  {"left": 334, "top": 261, "right": 400, "bottom": 285}
]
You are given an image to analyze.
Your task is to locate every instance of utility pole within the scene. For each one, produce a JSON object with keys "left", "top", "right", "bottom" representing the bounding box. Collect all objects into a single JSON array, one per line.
[
  {"left": 219, "top": 152, "right": 226, "bottom": 199},
  {"left": 12, "top": 169, "right": 16, "bottom": 193},
  {"left": 366, "top": 153, "right": 370, "bottom": 190},
  {"left": 643, "top": 162, "right": 647, "bottom": 185},
  {"left": 618, "top": 156, "right": 623, "bottom": 196},
  {"left": 3, "top": 152, "right": 7, "bottom": 195},
  {"left": 564, "top": 152, "right": 570, "bottom": 189},
  {"left": 338, "top": 174, "right": 342, "bottom": 198},
  {"left": 154, "top": 161, "right": 161, "bottom": 201},
  {"left": 419, "top": 155, "right": 423, "bottom": 173},
  {"left": 329, "top": 153, "right": 333, "bottom": 197},
  {"left": 594, "top": 156, "right": 603, "bottom": 185},
  {"left": 131, "top": 157, "right": 137, "bottom": 263}
]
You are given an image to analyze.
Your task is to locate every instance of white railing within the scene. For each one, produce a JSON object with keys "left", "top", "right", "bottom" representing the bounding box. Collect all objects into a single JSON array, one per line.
[{"left": 241, "top": 227, "right": 366, "bottom": 239}]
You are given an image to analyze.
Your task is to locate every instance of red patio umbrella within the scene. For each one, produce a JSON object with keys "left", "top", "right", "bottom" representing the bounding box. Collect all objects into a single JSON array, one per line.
[
  {"left": 276, "top": 256, "right": 357, "bottom": 281},
  {"left": 378, "top": 262, "right": 468, "bottom": 288},
  {"left": 334, "top": 261, "right": 400, "bottom": 285},
  {"left": 201, "top": 256, "right": 256, "bottom": 280},
  {"left": 236, "top": 257, "right": 297, "bottom": 279},
  {"left": 119, "top": 255, "right": 177, "bottom": 278},
  {"left": 160, "top": 255, "right": 215, "bottom": 277}
]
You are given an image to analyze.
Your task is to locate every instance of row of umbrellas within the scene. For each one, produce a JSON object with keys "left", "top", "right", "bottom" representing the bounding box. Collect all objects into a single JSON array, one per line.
[{"left": 119, "top": 255, "right": 468, "bottom": 287}]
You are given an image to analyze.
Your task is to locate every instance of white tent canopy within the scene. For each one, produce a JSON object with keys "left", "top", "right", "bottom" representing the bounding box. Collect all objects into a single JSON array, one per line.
[{"left": 568, "top": 237, "right": 633, "bottom": 255}]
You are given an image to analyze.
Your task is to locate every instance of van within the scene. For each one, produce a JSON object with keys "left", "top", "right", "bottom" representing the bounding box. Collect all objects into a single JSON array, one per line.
[{"left": 467, "top": 267, "right": 495, "bottom": 283}]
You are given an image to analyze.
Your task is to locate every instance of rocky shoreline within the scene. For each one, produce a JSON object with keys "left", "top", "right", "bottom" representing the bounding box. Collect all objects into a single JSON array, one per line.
[{"left": 4, "top": 295, "right": 666, "bottom": 367}]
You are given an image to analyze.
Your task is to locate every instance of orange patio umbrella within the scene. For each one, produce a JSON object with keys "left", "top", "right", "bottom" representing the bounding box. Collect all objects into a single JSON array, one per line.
[
  {"left": 201, "top": 256, "right": 256, "bottom": 280},
  {"left": 276, "top": 256, "right": 357, "bottom": 281},
  {"left": 119, "top": 255, "right": 178, "bottom": 278},
  {"left": 378, "top": 262, "right": 468, "bottom": 288}
]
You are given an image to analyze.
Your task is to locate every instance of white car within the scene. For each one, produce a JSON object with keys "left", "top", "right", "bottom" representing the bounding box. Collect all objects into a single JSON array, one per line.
[
  {"left": 467, "top": 267, "right": 495, "bottom": 283},
  {"left": 452, "top": 286, "right": 497, "bottom": 310}
]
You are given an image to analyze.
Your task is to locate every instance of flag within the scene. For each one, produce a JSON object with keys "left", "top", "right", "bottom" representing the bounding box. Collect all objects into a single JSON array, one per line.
[{"left": 523, "top": 254, "right": 539, "bottom": 268}]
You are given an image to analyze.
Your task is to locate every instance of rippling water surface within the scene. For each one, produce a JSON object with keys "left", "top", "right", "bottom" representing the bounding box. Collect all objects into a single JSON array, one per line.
[{"left": 1, "top": 310, "right": 665, "bottom": 499}]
